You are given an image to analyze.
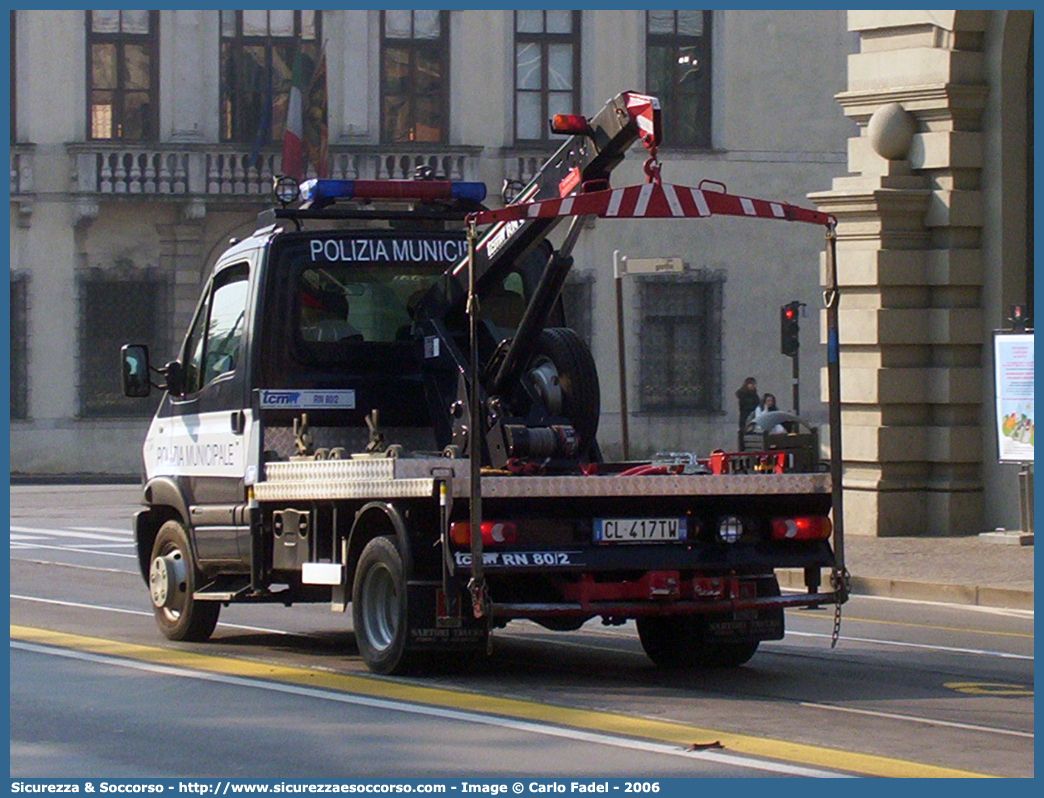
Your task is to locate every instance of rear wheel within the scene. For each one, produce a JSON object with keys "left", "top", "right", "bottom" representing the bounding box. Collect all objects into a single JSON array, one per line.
[
  {"left": 148, "top": 520, "right": 220, "bottom": 641},
  {"left": 352, "top": 536, "right": 428, "bottom": 675},
  {"left": 641, "top": 576, "right": 782, "bottom": 669},
  {"left": 636, "top": 616, "right": 760, "bottom": 669}
]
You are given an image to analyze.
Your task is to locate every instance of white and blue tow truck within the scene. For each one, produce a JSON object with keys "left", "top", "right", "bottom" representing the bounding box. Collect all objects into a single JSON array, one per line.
[{"left": 121, "top": 92, "right": 849, "bottom": 675}]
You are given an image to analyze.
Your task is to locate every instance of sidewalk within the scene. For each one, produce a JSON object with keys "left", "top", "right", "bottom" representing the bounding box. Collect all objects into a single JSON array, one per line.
[{"left": 780, "top": 533, "right": 1035, "bottom": 610}]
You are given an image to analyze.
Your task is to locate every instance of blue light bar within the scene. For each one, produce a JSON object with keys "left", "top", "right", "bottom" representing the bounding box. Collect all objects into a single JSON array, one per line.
[
  {"left": 449, "top": 182, "right": 488, "bottom": 203},
  {"left": 299, "top": 179, "right": 486, "bottom": 209},
  {"left": 299, "top": 179, "right": 349, "bottom": 208}
]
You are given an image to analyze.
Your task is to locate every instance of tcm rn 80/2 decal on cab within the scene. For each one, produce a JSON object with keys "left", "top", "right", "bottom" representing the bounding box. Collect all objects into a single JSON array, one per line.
[{"left": 258, "top": 389, "right": 357, "bottom": 410}]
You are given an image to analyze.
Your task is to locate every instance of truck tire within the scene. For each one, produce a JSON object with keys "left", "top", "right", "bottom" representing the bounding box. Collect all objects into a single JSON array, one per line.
[
  {"left": 695, "top": 639, "right": 760, "bottom": 668},
  {"left": 529, "top": 328, "right": 600, "bottom": 457},
  {"left": 630, "top": 614, "right": 764, "bottom": 668},
  {"left": 352, "top": 536, "right": 427, "bottom": 675},
  {"left": 148, "top": 520, "right": 220, "bottom": 642},
  {"left": 636, "top": 616, "right": 760, "bottom": 669},
  {"left": 637, "top": 577, "right": 782, "bottom": 669}
]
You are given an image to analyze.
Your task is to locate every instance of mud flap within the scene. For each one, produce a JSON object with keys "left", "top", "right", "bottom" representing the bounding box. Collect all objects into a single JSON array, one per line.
[
  {"left": 405, "top": 580, "right": 489, "bottom": 651},
  {"left": 704, "top": 609, "right": 784, "bottom": 643},
  {"left": 704, "top": 576, "right": 785, "bottom": 643}
]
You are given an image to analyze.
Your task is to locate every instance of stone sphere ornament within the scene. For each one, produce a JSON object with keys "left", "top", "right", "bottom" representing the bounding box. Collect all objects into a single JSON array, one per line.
[{"left": 868, "top": 102, "right": 917, "bottom": 160}]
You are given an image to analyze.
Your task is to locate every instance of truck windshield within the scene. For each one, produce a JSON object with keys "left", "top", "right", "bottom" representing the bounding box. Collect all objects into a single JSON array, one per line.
[
  {"left": 298, "top": 261, "right": 441, "bottom": 344},
  {"left": 270, "top": 233, "right": 468, "bottom": 351},
  {"left": 261, "top": 231, "right": 533, "bottom": 390}
]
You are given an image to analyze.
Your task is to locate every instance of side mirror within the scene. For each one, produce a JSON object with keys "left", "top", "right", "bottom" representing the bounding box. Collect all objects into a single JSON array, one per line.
[
  {"left": 163, "top": 360, "right": 184, "bottom": 397},
  {"left": 120, "top": 344, "right": 152, "bottom": 398}
]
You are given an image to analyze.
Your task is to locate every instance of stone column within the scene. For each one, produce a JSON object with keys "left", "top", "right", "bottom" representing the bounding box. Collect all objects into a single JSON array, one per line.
[
  {"left": 809, "top": 11, "right": 989, "bottom": 536},
  {"left": 339, "top": 10, "right": 372, "bottom": 140},
  {"left": 165, "top": 10, "right": 212, "bottom": 142},
  {"left": 157, "top": 207, "right": 207, "bottom": 356}
]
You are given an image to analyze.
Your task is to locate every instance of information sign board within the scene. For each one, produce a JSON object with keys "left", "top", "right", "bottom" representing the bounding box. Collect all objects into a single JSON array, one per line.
[{"left": 993, "top": 331, "right": 1034, "bottom": 463}]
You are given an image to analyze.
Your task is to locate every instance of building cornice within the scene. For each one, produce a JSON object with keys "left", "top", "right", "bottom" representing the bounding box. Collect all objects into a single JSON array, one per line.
[{"left": 835, "top": 83, "right": 990, "bottom": 126}]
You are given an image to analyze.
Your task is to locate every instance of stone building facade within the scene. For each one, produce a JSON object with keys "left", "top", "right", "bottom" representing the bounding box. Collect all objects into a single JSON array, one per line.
[{"left": 810, "top": 10, "right": 1033, "bottom": 536}]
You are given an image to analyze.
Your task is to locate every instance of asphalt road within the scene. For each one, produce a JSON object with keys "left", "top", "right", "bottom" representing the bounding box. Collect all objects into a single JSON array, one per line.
[{"left": 9, "top": 485, "right": 1035, "bottom": 779}]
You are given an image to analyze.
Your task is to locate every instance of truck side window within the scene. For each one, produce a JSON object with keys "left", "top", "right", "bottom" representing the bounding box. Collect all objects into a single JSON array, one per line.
[
  {"left": 182, "top": 265, "right": 249, "bottom": 395},
  {"left": 182, "top": 299, "right": 208, "bottom": 393}
]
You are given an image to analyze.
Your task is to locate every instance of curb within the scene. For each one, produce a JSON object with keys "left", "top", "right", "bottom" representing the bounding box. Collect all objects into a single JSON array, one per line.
[{"left": 777, "top": 569, "right": 1034, "bottom": 611}]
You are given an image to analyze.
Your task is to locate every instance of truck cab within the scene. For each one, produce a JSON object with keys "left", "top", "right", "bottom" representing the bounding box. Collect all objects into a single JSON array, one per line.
[{"left": 121, "top": 176, "right": 574, "bottom": 649}]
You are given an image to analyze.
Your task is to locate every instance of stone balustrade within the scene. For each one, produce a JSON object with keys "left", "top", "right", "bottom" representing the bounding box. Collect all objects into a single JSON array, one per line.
[
  {"left": 506, "top": 153, "right": 544, "bottom": 186},
  {"left": 66, "top": 143, "right": 484, "bottom": 199},
  {"left": 10, "top": 145, "right": 34, "bottom": 195},
  {"left": 332, "top": 148, "right": 482, "bottom": 182}
]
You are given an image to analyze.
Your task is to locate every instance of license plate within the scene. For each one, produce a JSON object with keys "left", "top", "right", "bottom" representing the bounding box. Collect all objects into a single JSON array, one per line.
[{"left": 593, "top": 517, "right": 687, "bottom": 543}]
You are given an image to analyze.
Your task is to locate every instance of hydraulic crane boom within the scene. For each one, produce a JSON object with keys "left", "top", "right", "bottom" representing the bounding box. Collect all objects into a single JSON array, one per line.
[
  {"left": 413, "top": 89, "right": 834, "bottom": 473},
  {"left": 408, "top": 93, "right": 662, "bottom": 468},
  {"left": 414, "top": 92, "right": 660, "bottom": 322},
  {"left": 443, "top": 95, "right": 843, "bottom": 619}
]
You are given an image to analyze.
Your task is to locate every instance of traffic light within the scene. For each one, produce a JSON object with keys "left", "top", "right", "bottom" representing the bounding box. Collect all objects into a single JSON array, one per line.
[{"left": 780, "top": 302, "right": 800, "bottom": 357}]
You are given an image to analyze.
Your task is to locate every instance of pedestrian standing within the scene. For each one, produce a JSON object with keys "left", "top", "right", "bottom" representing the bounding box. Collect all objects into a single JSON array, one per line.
[{"left": 735, "top": 377, "right": 760, "bottom": 429}]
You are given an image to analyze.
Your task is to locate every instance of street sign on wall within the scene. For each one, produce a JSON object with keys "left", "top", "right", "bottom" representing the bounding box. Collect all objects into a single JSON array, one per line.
[{"left": 615, "top": 256, "right": 684, "bottom": 277}]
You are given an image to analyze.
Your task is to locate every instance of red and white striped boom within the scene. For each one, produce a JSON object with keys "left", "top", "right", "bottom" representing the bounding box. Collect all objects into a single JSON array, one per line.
[{"left": 466, "top": 180, "right": 834, "bottom": 229}]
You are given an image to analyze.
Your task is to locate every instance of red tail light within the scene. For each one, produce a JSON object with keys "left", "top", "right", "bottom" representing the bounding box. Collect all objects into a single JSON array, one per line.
[
  {"left": 770, "top": 516, "right": 832, "bottom": 541},
  {"left": 449, "top": 521, "right": 518, "bottom": 547},
  {"left": 549, "top": 114, "right": 591, "bottom": 136}
]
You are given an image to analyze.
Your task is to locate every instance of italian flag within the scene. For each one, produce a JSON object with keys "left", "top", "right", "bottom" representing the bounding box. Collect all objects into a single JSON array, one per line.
[
  {"left": 281, "top": 48, "right": 328, "bottom": 182},
  {"left": 281, "top": 52, "right": 313, "bottom": 181}
]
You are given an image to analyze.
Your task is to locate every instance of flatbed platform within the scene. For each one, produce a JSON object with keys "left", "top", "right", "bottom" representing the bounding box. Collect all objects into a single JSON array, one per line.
[{"left": 253, "top": 457, "right": 830, "bottom": 502}]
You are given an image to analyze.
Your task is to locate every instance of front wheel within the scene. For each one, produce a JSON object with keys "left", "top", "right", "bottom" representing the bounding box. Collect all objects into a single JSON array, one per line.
[
  {"left": 352, "top": 536, "right": 427, "bottom": 675},
  {"left": 148, "top": 520, "right": 220, "bottom": 641}
]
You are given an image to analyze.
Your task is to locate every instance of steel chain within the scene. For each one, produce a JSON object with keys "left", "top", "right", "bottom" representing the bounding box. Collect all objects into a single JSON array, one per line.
[
  {"left": 829, "top": 566, "right": 850, "bottom": 649},
  {"left": 831, "top": 597, "right": 843, "bottom": 648}
]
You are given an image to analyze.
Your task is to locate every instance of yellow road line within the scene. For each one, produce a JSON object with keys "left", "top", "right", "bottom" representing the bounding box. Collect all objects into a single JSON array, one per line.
[
  {"left": 786, "top": 610, "right": 1034, "bottom": 640},
  {"left": 10, "top": 624, "right": 994, "bottom": 779},
  {"left": 945, "top": 682, "right": 1034, "bottom": 697}
]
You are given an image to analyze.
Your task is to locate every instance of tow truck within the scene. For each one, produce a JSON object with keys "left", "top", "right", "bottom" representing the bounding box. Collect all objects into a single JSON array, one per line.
[{"left": 121, "top": 91, "right": 850, "bottom": 674}]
